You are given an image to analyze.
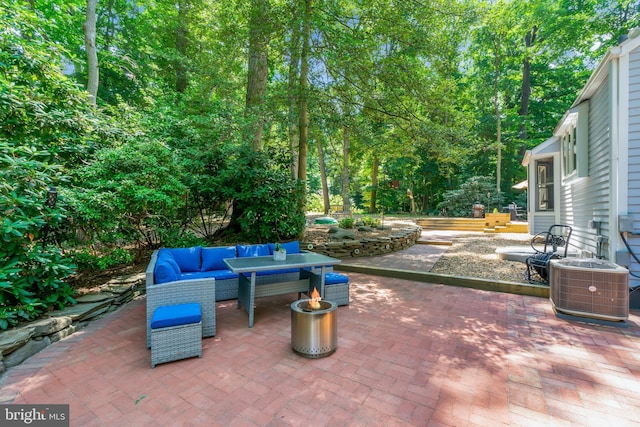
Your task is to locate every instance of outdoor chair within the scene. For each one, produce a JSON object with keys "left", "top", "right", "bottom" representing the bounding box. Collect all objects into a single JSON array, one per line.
[
  {"left": 525, "top": 224, "right": 573, "bottom": 284},
  {"left": 150, "top": 303, "right": 203, "bottom": 368},
  {"left": 323, "top": 272, "right": 350, "bottom": 306}
]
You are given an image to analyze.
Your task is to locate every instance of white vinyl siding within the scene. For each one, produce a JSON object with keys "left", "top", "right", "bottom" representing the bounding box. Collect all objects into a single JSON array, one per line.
[
  {"left": 559, "top": 80, "right": 610, "bottom": 258},
  {"left": 533, "top": 215, "right": 557, "bottom": 234},
  {"left": 626, "top": 48, "right": 640, "bottom": 284}
]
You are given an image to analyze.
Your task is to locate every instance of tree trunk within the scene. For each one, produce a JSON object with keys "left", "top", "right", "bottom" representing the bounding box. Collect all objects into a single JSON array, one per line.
[
  {"left": 341, "top": 126, "right": 350, "bottom": 214},
  {"left": 493, "top": 36, "right": 502, "bottom": 195},
  {"left": 297, "top": 0, "right": 311, "bottom": 180},
  {"left": 408, "top": 187, "right": 416, "bottom": 214},
  {"left": 518, "top": 26, "right": 537, "bottom": 140},
  {"left": 246, "top": 0, "right": 271, "bottom": 151},
  {"left": 370, "top": 155, "right": 379, "bottom": 213},
  {"left": 83, "top": 0, "right": 99, "bottom": 105},
  {"left": 288, "top": 1, "right": 301, "bottom": 177},
  {"left": 316, "top": 139, "right": 330, "bottom": 215},
  {"left": 175, "top": 0, "right": 189, "bottom": 94},
  {"left": 229, "top": 0, "right": 271, "bottom": 234}
]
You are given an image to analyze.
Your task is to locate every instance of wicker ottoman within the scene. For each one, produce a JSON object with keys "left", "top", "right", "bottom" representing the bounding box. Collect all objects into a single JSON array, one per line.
[
  {"left": 151, "top": 303, "right": 203, "bottom": 368},
  {"left": 324, "top": 273, "right": 350, "bottom": 306}
]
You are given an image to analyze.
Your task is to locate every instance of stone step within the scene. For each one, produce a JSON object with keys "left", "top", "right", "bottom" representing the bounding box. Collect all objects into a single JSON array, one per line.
[{"left": 416, "top": 240, "right": 453, "bottom": 246}]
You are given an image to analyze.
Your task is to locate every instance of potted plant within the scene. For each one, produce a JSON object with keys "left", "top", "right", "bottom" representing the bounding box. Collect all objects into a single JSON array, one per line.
[{"left": 273, "top": 243, "right": 287, "bottom": 261}]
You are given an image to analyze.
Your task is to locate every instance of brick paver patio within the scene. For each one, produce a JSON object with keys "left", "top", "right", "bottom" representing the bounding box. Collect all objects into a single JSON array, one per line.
[{"left": 1, "top": 265, "right": 639, "bottom": 426}]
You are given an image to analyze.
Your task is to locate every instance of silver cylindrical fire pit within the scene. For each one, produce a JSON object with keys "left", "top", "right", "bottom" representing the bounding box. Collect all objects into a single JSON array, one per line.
[{"left": 291, "top": 299, "right": 337, "bottom": 358}]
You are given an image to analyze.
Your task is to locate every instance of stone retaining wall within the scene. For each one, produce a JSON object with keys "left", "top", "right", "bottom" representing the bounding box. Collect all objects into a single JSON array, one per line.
[
  {"left": 302, "top": 226, "right": 422, "bottom": 259},
  {"left": 0, "top": 275, "right": 145, "bottom": 376}
]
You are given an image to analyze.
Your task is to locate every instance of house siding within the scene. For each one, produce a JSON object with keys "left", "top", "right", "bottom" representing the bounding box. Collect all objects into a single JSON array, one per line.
[
  {"left": 533, "top": 214, "right": 556, "bottom": 234},
  {"left": 626, "top": 48, "right": 640, "bottom": 285},
  {"left": 559, "top": 81, "right": 610, "bottom": 258}
]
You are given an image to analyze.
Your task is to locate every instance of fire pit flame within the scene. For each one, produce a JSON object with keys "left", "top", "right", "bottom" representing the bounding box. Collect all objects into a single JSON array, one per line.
[{"left": 307, "top": 287, "right": 321, "bottom": 310}]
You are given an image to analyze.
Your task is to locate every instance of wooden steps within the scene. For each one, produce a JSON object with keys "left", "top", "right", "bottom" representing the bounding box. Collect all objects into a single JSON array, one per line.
[
  {"left": 415, "top": 217, "right": 487, "bottom": 232},
  {"left": 415, "top": 215, "right": 528, "bottom": 234}
]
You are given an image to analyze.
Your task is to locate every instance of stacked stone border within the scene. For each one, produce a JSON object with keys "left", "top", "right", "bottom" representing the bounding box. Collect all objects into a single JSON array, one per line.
[
  {"left": 0, "top": 276, "right": 145, "bottom": 377},
  {"left": 302, "top": 226, "right": 422, "bottom": 259}
]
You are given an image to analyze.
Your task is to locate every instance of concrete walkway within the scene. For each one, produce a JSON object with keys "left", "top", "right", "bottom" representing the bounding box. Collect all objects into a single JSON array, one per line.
[
  {"left": 341, "top": 230, "right": 464, "bottom": 272},
  {"left": 1, "top": 237, "right": 640, "bottom": 426}
]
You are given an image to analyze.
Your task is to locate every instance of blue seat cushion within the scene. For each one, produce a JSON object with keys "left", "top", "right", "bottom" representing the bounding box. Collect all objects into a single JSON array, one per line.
[
  {"left": 166, "top": 246, "right": 202, "bottom": 272},
  {"left": 154, "top": 261, "right": 179, "bottom": 284},
  {"left": 180, "top": 270, "right": 239, "bottom": 281},
  {"left": 151, "top": 303, "right": 201, "bottom": 329},
  {"left": 201, "top": 246, "right": 236, "bottom": 271},
  {"left": 268, "top": 240, "right": 300, "bottom": 254},
  {"left": 236, "top": 243, "right": 270, "bottom": 257},
  {"left": 325, "top": 272, "right": 349, "bottom": 285}
]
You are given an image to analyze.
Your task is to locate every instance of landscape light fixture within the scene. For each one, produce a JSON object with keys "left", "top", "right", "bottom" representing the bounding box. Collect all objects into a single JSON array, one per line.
[
  {"left": 46, "top": 186, "right": 58, "bottom": 208},
  {"left": 42, "top": 186, "right": 58, "bottom": 248}
]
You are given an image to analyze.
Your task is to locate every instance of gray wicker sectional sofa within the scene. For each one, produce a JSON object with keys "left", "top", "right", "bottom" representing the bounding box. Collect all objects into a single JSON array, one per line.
[
  {"left": 145, "top": 241, "right": 349, "bottom": 345},
  {"left": 145, "top": 241, "right": 302, "bottom": 346},
  {"left": 145, "top": 242, "right": 303, "bottom": 301}
]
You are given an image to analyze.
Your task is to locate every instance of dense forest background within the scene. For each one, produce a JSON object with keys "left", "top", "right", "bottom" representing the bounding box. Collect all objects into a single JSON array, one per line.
[{"left": 2, "top": 0, "right": 640, "bottom": 326}]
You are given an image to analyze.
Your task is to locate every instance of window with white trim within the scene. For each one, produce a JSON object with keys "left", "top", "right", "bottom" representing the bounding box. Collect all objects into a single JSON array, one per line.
[
  {"left": 561, "top": 125, "right": 577, "bottom": 176},
  {"left": 536, "top": 158, "right": 554, "bottom": 211},
  {"left": 558, "top": 101, "right": 589, "bottom": 179}
]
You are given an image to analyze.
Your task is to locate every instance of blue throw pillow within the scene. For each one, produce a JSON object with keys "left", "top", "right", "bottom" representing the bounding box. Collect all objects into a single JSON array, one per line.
[
  {"left": 280, "top": 240, "right": 300, "bottom": 254},
  {"left": 154, "top": 261, "right": 179, "bottom": 284},
  {"left": 167, "top": 246, "right": 202, "bottom": 272},
  {"left": 157, "top": 249, "right": 181, "bottom": 275},
  {"left": 201, "top": 246, "right": 236, "bottom": 271},
  {"left": 236, "top": 243, "right": 270, "bottom": 257},
  {"left": 269, "top": 241, "right": 300, "bottom": 254}
]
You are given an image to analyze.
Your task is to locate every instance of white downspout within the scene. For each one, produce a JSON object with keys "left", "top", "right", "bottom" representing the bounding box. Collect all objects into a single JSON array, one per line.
[{"left": 610, "top": 49, "right": 626, "bottom": 263}]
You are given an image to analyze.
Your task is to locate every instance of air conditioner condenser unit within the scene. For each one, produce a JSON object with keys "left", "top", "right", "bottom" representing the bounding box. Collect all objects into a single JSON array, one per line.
[{"left": 549, "top": 258, "right": 629, "bottom": 322}]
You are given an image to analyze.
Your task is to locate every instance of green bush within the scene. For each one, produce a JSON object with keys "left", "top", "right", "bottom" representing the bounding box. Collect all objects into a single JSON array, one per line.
[
  {"left": 360, "top": 216, "right": 381, "bottom": 228},
  {"left": 339, "top": 217, "right": 355, "bottom": 229},
  {"left": 0, "top": 143, "right": 77, "bottom": 329},
  {"left": 437, "top": 176, "right": 502, "bottom": 217},
  {"left": 67, "top": 139, "right": 188, "bottom": 248},
  {"left": 222, "top": 148, "right": 306, "bottom": 243},
  {"left": 306, "top": 193, "right": 325, "bottom": 213},
  {"left": 70, "top": 248, "right": 134, "bottom": 270},
  {"left": 0, "top": 6, "right": 103, "bottom": 328}
]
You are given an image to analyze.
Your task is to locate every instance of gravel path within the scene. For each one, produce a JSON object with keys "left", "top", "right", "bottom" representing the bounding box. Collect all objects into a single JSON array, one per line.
[
  {"left": 305, "top": 218, "right": 535, "bottom": 284},
  {"left": 430, "top": 232, "right": 532, "bottom": 283}
]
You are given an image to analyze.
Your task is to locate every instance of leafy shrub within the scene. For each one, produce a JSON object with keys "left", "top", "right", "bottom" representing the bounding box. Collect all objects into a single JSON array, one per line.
[
  {"left": 70, "top": 248, "right": 134, "bottom": 270},
  {"left": 159, "top": 230, "right": 207, "bottom": 248},
  {"left": 67, "top": 139, "right": 188, "bottom": 248},
  {"left": 306, "top": 193, "right": 325, "bottom": 213},
  {"left": 0, "top": 143, "right": 77, "bottom": 329},
  {"left": 360, "top": 216, "right": 381, "bottom": 228},
  {"left": 176, "top": 144, "right": 238, "bottom": 241},
  {"left": 437, "top": 176, "right": 502, "bottom": 217},
  {"left": 69, "top": 250, "right": 100, "bottom": 270},
  {"left": 339, "top": 217, "right": 355, "bottom": 229},
  {"left": 96, "top": 248, "right": 134, "bottom": 269},
  {"left": 0, "top": 5, "right": 104, "bottom": 328},
  {"left": 221, "top": 148, "right": 306, "bottom": 242}
]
